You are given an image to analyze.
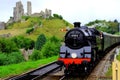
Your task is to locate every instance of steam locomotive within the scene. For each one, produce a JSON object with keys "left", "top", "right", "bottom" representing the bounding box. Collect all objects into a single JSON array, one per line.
[{"left": 58, "top": 22, "right": 120, "bottom": 74}]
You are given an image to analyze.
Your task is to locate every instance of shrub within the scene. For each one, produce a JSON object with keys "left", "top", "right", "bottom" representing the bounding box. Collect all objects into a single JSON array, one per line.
[
  {"left": 23, "top": 38, "right": 35, "bottom": 50},
  {"left": 35, "top": 34, "right": 46, "bottom": 50},
  {"left": 0, "top": 53, "right": 7, "bottom": 65},
  {"left": 26, "top": 28, "right": 34, "bottom": 34},
  {"left": 53, "top": 14, "right": 63, "bottom": 19},
  {"left": 116, "top": 54, "right": 120, "bottom": 61},
  {"left": 50, "top": 36, "right": 59, "bottom": 43},
  {"left": 39, "top": 21, "right": 42, "bottom": 26},
  {"left": 41, "top": 36, "right": 61, "bottom": 58},
  {"left": 30, "top": 49, "right": 43, "bottom": 60},
  {"left": 6, "top": 52, "right": 25, "bottom": 65},
  {"left": 0, "top": 38, "right": 18, "bottom": 53},
  {"left": 11, "top": 36, "right": 35, "bottom": 50},
  {"left": 0, "top": 52, "right": 25, "bottom": 65},
  {"left": 22, "top": 16, "right": 30, "bottom": 21}
]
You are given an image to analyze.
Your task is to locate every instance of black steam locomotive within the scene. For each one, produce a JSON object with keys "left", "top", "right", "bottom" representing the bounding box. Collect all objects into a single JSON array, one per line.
[{"left": 58, "top": 22, "right": 120, "bottom": 74}]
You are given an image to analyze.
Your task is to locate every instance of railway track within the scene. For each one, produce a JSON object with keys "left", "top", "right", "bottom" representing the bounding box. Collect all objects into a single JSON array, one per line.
[
  {"left": 7, "top": 47, "right": 117, "bottom": 80},
  {"left": 42, "top": 47, "right": 116, "bottom": 80},
  {"left": 87, "top": 47, "right": 116, "bottom": 80},
  {"left": 7, "top": 61, "right": 61, "bottom": 80}
]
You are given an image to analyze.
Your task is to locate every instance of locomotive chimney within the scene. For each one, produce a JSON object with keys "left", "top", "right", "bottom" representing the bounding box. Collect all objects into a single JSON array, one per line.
[{"left": 74, "top": 22, "right": 81, "bottom": 28}]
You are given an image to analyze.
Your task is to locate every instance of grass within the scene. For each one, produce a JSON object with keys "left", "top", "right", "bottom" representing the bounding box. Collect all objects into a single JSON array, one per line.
[
  {"left": 0, "top": 56, "right": 58, "bottom": 79},
  {"left": 0, "top": 28, "right": 27, "bottom": 36},
  {"left": 0, "top": 17, "right": 71, "bottom": 79},
  {"left": 25, "top": 19, "right": 73, "bottom": 40},
  {"left": 106, "top": 53, "right": 120, "bottom": 76},
  {"left": 106, "top": 66, "right": 112, "bottom": 77},
  {"left": 116, "top": 53, "right": 120, "bottom": 61},
  {"left": 0, "top": 18, "right": 73, "bottom": 41}
]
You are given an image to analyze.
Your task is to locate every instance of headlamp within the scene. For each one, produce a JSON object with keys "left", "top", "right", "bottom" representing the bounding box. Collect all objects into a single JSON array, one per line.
[{"left": 71, "top": 53, "right": 77, "bottom": 58}]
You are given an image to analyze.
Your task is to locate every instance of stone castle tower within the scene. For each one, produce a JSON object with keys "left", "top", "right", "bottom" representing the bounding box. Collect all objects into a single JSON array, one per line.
[
  {"left": 27, "top": 1, "right": 32, "bottom": 15},
  {"left": 13, "top": 1, "right": 24, "bottom": 22},
  {"left": 45, "top": 9, "right": 52, "bottom": 18},
  {"left": 12, "top": 1, "right": 52, "bottom": 22}
]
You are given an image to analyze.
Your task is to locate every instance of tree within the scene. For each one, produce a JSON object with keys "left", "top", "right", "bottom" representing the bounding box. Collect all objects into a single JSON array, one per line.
[
  {"left": 26, "top": 28, "right": 34, "bottom": 34},
  {"left": 11, "top": 36, "right": 35, "bottom": 50},
  {"left": 114, "top": 19, "right": 118, "bottom": 23},
  {"left": 30, "top": 49, "right": 43, "bottom": 60},
  {"left": 35, "top": 34, "right": 46, "bottom": 50},
  {"left": 0, "top": 38, "right": 18, "bottom": 53},
  {"left": 41, "top": 36, "right": 61, "bottom": 58},
  {"left": 53, "top": 14, "right": 63, "bottom": 19}
]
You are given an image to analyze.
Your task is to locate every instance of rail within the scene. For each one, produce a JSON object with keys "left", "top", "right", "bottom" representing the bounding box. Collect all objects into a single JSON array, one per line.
[
  {"left": 87, "top": 47, "right": 116, "bottom": 80},
  {"left": 7, "top": 61, "right": 61, "bottom": 80}
]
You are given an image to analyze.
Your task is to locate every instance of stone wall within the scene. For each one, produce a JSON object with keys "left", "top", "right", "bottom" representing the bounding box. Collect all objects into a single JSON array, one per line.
[
  {"left": 31, "top": 9, "right": 52, "bottom": 18},
  {"left": 0, "top": 22, "right": 6, "bottom": 30},
  {"left": 0, "top": 33, "right": 11, "bottom": 37}
]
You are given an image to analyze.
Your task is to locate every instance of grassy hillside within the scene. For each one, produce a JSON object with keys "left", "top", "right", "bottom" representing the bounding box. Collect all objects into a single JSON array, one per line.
[
  {"left": 26, "top": 19, "right": 73, "bottom": 40},
  {"left": 0, "top": 17, "right": 73, "bottom": 40}
]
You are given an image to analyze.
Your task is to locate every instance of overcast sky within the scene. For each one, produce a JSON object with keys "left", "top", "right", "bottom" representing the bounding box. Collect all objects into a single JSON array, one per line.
[{"left": 0, "top": 0, "right": 120, "bottom": 25}]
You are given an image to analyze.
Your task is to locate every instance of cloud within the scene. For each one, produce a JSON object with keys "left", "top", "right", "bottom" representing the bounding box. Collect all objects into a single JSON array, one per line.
[{"left": 0, "top": 0, "right": 120, "bottom": 24}]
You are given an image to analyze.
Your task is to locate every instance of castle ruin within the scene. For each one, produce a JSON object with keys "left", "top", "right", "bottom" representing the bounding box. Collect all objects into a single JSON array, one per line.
[
  {"left": 0, "top": 22, "right": 6, "bottom": 30},
  {"left": 11, "top": 1, "right": 52, "bottom": 22},
  {"left": 27, "top": 1, "right": 32, "bottom": 16},
  {"left": 13, "top": 1, "right": 24, "bottom": 22},
  {"left": 31, "top": 9, "right": 52, "bottom": 18}
]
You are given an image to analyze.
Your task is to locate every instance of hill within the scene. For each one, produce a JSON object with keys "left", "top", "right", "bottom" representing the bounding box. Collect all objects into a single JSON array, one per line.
[{"left": 0, "top": 17, "right": 73, "bottom": 40}]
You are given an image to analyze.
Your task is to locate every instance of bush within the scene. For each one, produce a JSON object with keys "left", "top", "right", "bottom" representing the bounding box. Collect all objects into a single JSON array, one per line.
[
  {"left": 0, "top": 38, "right": 18, "bottom": 53},
  {"left": 23, "top": 38, "right": 35, "bottom": 50},
  {"left": 26, "top": 28, "right": 34, "bottom": 34},
  {"left": 50, "top": 36, "right": 59, "bottom": 43},
  {"left": 30, "top": 49, "right": 43, "bottom": 60},
  {"left": 35, "top": 34, "right": 46, "bottom": 50},
  {"left": 0, "top": 53, "right": 7, "bottom": 65},
  {"left": 11, "top": 36, "right": 35, "bottom": 50},
  {"left": 41, "top": 36, "right": 61, "bottom": 58},
  {"left": 0, "top": 52, "right": 25, "bottom": 65},
  {"left": 116, "top": 54, "right": 120, "bottom": 61},
  {"left": 39, "top": 21, "right": 42, "bottom": 26},
  {"left": 6, "top": 52, "right": 25, "bottom": 65},
  {"left": 22, "top": 16, "right": 30, "bottom": 21},
  {"left": 53, "top": 14, "right": 63, "bottom": 19}
]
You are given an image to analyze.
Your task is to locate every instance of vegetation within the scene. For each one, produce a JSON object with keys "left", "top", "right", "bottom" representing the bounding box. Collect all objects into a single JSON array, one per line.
[
  {"left": 0, "top": 17, "right": 73, "bottom": 41},
  {"left": 53, "top": 14, "right": 63, "bottom": 19},
  {"left": 0, "top": 38, "right": 18, "bottom": 53},
  {"left": 0, "top": 56, "right": 57, "bottom": 78},
  {"left": 0, "top": 52, "right": 24, "bottom": 66},
  {"left": 0, "top": 36, "right": 34, "bottom": 66},
  {"left": 116, "top": 53, "right": 120, "bottom": 61},
  {"left": 35, "top": 34, "right": 46, "bottom": 50},
  {"left": 11, "top": 36, "right": 35, "bottom": 50},
  {"left": 30, "top": 49, "right": 42, "bottom": 60},
  {"left": 26, "top": 27, "right": 34, "bottom": 34},
  {"left": 41, "top": 36, "right": 61, "bottom": 58},
  {"left": 30, "top": 36, "right": 61, "bottom": 60},
  {"left": 0, "top": 14, "right": 72, "bottom": 78},
  {"left": 106, "top": 66, "right": 112, "bottom": 76},
  {"left": 22, "top": 16, "right": 30, "bottom": 21},
  {"left": 106, "top": 53, "right": 120, "bottom": 76},
  {"left": 86, "top": 19, "right": 119, "bottom": 34}
]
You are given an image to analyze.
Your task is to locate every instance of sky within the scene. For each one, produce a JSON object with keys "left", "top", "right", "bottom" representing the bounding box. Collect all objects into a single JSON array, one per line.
[{"left": 0, "top": 0, "right": 120, "bottom": 25}]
